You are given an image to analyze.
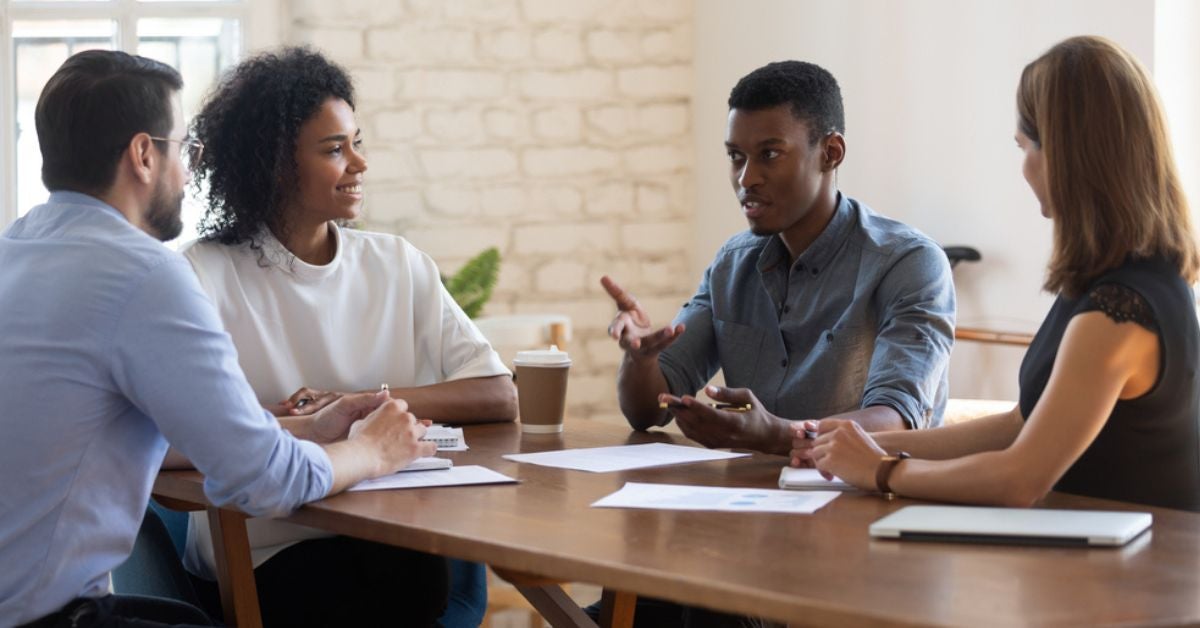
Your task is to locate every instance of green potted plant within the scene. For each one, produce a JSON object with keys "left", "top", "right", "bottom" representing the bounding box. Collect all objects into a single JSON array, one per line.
[{"left": 443, "top": 247, "right": 500, "bottom": 319}]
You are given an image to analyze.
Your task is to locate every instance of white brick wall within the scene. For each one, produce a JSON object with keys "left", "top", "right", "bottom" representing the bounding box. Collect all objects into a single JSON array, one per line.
[{"left": 286, "top": 0, "right": 694, "bottom": 420}]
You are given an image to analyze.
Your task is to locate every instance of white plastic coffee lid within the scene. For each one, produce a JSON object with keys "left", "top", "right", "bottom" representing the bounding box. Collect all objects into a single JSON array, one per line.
[{"left": 513, "top": 345, "right": 571, "bottom": 367}]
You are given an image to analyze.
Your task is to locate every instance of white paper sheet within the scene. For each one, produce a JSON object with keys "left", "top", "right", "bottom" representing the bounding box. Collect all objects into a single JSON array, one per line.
[
  {"left": 502, "top": 443, "right": 749, "bottom": 473},
  {"left": 347, "top": 465, "right": 517, "bottom": 492},
  {"left": 592, "top": 482, "right": 840, "bottom": 514},
  {"left": 777, "top": 467, "right": 853, "bottom": 490}
]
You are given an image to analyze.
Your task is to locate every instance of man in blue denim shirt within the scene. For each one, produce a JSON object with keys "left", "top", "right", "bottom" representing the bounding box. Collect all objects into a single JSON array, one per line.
[{"left": 604, "top": 61, "right": 954, "bottom": 466}]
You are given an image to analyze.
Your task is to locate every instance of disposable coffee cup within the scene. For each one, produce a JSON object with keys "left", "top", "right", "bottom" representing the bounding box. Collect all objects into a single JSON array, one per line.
[{"left": 514, "top": 346, "right": 571, "bottom": 433}]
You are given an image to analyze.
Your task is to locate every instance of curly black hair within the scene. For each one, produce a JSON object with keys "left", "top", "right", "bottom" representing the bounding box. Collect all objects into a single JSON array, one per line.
[
  {"left": 727, "top": 60, "right": 844, "bottom": 145},
  {"left": 191, "top": 47, "right": 355, "bottom": 251}
]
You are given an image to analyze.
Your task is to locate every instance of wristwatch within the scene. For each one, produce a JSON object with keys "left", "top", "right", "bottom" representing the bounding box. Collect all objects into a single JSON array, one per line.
[{"left": 875, "top": 452, "right": 911, "bottom": 500}]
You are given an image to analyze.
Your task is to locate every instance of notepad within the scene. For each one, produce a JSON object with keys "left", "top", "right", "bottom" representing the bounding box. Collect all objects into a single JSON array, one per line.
[
  {"left": 422, "top": 426, "right": 467, "bottom": 451},
  {"left": 778, "top": 467, "right": 853, "bottom": 490}
]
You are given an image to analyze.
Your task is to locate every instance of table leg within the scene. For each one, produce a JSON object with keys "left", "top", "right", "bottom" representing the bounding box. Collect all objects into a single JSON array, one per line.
[
  {"left": 599, "top": 588, "right": 637, "bottom": 628},
  {"left": 492, "top": 567, "right": 605, "bottom": 628},
  {"left": 206, "top": 506, "right": 262, "bottom": 628},
  {"left": 512, "top": 583, "right": 598, "bottom": 628}
]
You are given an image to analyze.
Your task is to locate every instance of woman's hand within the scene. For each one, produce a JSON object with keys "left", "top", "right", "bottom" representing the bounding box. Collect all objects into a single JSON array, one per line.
[
  {"left": 269, "top": 386, "right": 344, "bottom": 416},
  {"left": 811, "top": 419, "right": 890, "bottom": 489},
  {"left": 788, "top": 420, "right": 821, "bottom": 467}
]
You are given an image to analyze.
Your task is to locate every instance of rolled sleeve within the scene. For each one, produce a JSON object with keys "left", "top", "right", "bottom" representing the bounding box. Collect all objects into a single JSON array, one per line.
[
  {"left": 860, "top": 241, "right": 956, "bottom": 429},
  {"left": 110, "top": 258, "right": 333, "bottom": 517},
  {"left": 658, "top": 265, "right": 721, "bottom": 397}
]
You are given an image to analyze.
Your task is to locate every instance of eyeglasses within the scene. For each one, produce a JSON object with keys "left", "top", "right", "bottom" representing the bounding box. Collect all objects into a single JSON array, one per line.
[{"left": 149, "top": 135, "right": 204, "bottom": 172}]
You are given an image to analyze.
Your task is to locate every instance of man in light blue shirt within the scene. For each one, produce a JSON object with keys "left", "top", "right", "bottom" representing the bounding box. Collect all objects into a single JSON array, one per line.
[{"left": 0, "top": 51, "right": 437, "bottom": 628}]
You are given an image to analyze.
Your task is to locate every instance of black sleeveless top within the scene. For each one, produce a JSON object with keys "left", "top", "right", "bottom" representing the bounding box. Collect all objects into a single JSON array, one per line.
[{"left": 1018, "top": 257, "right": 1200, "bottom": 511}]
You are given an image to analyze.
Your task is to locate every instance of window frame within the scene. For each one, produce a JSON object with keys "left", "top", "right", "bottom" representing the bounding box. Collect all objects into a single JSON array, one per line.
[{"left": 0, "top": 0, "right": 279, "bottom": 225}]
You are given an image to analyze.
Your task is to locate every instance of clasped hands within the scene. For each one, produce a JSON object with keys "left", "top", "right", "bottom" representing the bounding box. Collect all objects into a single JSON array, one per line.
[{"left": 266, "top": 386, "right": 344, "bottom": 417}]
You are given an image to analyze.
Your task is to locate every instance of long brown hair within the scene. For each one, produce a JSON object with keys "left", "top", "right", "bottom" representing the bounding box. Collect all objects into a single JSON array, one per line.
[{"left": 1017, "top": 35, "right": 1199, "bottom": 297}]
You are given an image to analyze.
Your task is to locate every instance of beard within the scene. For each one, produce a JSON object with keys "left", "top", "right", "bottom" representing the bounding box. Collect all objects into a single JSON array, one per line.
[
  {"left": 747, "top": 220, "right": 775, "bottom": 237},
  {"left": 146, "top": 174, "right": 184, "bottom": 242}
]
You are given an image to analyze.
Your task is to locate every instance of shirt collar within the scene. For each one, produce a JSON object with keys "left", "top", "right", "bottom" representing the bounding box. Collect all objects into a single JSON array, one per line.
[
  {"left": 757, "top": 192, "right": 855, "bottom": 276},
  {"left": 47, "top": 191, "right": 125, "bottom": 218},
  {"left": 259, "top": 222, "right": 344, "bottom": 283}
]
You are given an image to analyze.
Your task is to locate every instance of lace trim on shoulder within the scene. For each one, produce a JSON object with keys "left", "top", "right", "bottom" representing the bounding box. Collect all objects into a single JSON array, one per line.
[{"left": 1084, "top": 283, "right": 1158, "bottom": 332}]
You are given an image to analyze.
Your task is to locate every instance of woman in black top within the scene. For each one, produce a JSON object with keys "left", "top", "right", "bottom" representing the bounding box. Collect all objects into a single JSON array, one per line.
[{"left": 793, "top": 35, "right": 1200, "bottom": 511}]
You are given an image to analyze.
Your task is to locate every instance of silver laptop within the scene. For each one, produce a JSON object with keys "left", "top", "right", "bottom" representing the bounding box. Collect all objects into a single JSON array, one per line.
[{"left": 869, "top": 505, "right": 1152, "bottom": 547}]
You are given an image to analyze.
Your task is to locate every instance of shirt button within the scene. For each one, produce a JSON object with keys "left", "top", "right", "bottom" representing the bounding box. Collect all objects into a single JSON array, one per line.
[
  {"left": 780, "top": 359, "right": 788, "bottom": 367},
  {"left": 811, "top": 268, "right": 819, "bottom": 276},
  {"left": 783, "top": 305, "right": 791, "bottom": 314},
  {"left": 825, "top": 332, "right": 834, "bottom": 342}
]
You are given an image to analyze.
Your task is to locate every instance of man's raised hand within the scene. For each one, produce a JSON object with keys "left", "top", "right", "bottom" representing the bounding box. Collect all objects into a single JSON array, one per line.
[{"left": 600, "top": 275, "right": 684, "bottom": 359}]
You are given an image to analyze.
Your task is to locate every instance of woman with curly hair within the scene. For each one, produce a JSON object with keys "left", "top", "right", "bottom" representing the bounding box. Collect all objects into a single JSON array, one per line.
[
  {"left": 179, "top": 47, "right": 516, "bottom": 627},
  {"left": 797, "top": 36, "right": 1200, "bottom": 511}
]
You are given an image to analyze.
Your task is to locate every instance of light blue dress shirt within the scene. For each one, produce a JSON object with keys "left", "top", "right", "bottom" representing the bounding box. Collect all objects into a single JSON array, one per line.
[
  {"left": 660, "top": 193, "right": 955, "bottom": 428},
  {"left": 0, "top": 192, "right": 334, "bottom": 626}
]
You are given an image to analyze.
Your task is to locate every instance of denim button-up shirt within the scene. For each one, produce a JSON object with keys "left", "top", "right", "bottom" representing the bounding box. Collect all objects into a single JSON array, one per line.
[{"left": 659, "top": 194, "right": 955, "bottom": 428}]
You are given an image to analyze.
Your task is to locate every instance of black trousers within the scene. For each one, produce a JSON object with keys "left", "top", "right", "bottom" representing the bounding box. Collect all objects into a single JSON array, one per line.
[
  {"left": 19, "top": 595, "right": 214, "bottom": 628},
  {"left": 189, "top": 535, "right": 449, "bottom": 628},
  {"left": 584, "top": 597, "right": 782, "bottom": 628}
]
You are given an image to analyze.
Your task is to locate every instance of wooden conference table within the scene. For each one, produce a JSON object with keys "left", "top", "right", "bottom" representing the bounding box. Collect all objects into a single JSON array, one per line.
[{"left": 154, "top": 420, "right": 1200, "bottom": 627}]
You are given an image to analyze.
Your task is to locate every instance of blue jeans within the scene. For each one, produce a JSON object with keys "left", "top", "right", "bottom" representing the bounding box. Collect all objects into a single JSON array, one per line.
[{"left": 439, "top": 559, "right": 487, "bottom": 628}]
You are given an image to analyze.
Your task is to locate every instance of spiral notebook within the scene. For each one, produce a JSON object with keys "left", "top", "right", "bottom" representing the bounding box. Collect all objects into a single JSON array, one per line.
[{"left": 422, "top": 425, "right": 467, "bottom": 451}]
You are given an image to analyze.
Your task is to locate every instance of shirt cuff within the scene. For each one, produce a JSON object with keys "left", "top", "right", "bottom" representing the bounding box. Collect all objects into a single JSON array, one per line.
[{"left": 296, "top": 438, "right": 335, "bottom": 500}]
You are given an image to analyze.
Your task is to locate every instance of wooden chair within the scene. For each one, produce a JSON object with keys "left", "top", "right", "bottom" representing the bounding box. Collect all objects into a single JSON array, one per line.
[
  {"left": 943, "top": 245, "right": 1036, "bottom": 348},
  {"left": 955, "top": 326, "right": 1034, "bottom": 347}
]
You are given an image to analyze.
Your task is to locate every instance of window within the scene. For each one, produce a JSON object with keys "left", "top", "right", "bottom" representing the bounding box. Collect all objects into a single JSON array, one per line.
[{"left": 1, "top": 0, "right": 279, "bottom": 242}]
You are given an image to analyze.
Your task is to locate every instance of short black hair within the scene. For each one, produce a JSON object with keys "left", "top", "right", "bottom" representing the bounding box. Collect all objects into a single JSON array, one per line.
[
  {"left": 35, "top": 50, "right": 182, "bottom": 195},
  {"left": 192, "top": 47, "right": 355, "bottom": 249},
  {"left": 727, "top": 60, "right": 845, "bottom": 144}
]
